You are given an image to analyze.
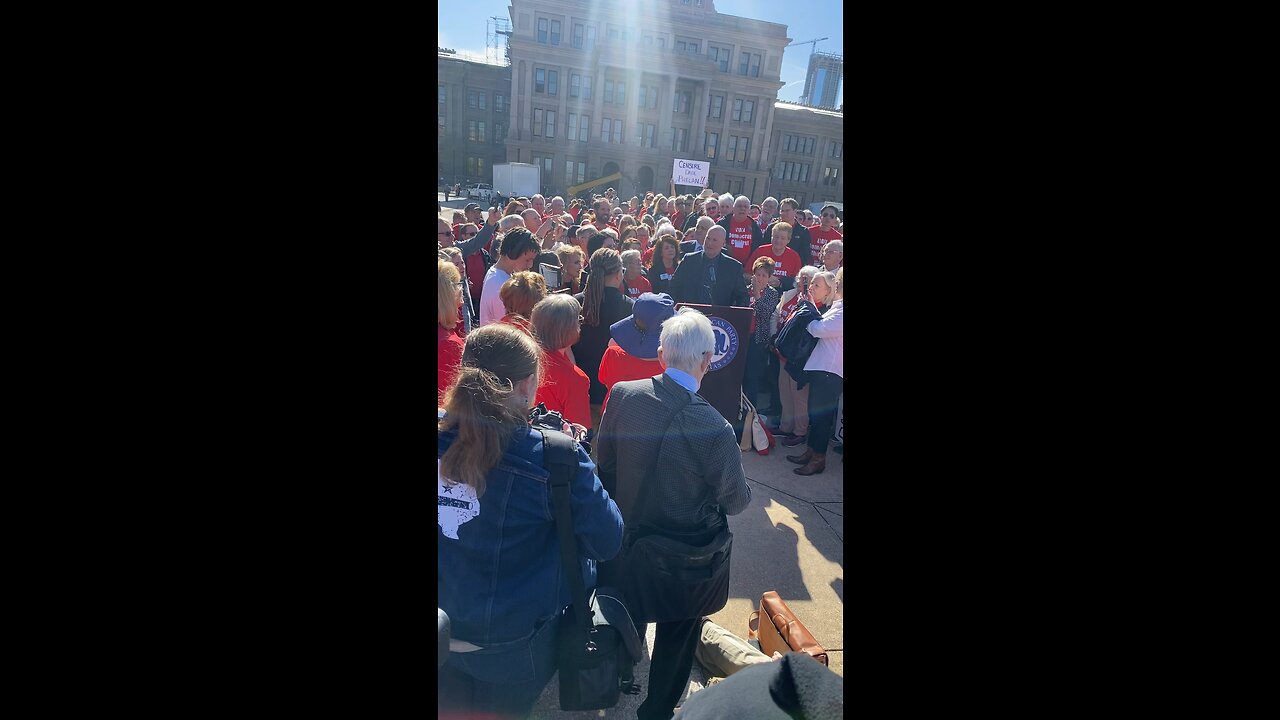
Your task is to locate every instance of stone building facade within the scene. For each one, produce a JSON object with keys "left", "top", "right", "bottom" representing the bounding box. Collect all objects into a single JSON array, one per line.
[
  {"left": 766, "top": 102, "right": 845, "bottom": 209},
  {"left": 501, "top": 0, "right": 794, "bottom": 199},
  {"left": 438, "top": 51, "right": 512, "bottom": 187}
]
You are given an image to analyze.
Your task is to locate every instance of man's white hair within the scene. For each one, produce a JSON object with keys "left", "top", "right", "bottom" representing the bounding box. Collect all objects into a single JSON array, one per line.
[
  {"left": 762, "top": 196, "right": 779, "bottom": 208},
  {"left": 659, "top": 307, "right": 714, "bottom": 373},
  {"left": 718, "top": 193, "right": 734, "bottom": 208},
  {"left": 551, "top": 196, "right": 565, "bottom": 207},
  {"left": 499, "top": 214, "right": 525, "bottom": 231},
  {"left": 656, "top": 222, "right": 677, "bottom": 236},
  {"left": 531, "top": 194, "right": 545, "bottom": 204},
  {"left": 695, "top": 215, "right": 716, "bottom": 231},
  {"left": 620, "top": 249, "right": 642, "bottom": 266},
  {"left": 734, "top": 195, "right": 750, "bottom": 207}
]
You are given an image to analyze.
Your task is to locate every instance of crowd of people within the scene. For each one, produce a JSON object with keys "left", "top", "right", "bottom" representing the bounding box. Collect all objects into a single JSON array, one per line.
[{"left": 437, "top": 185, "right": 844, "bottom": 719}]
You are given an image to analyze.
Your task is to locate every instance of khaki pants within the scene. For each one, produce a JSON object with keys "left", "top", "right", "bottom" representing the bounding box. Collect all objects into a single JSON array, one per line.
[{"left": 778, "top": 359, "right": 810, "bottom": 436}]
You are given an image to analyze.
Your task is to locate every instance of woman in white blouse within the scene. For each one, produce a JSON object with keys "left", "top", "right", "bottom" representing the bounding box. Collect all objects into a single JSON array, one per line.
[{"left": 790, "top": 267, "right": 843, "bottom": 476}]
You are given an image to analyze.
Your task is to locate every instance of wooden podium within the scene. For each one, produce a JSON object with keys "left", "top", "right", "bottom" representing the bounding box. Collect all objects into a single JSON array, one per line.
[{"left": 674, "top": 303, "right": 753, "bottom": 424}]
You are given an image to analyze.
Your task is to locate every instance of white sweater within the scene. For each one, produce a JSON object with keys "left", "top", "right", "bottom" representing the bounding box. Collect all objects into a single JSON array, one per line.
[{"left": 804, "top": 299, "right": 843, "bottom": 378}]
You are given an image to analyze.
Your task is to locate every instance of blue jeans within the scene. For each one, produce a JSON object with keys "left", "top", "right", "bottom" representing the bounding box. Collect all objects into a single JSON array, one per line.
[
  {"left": 438, "top": 612, "right": 560, "bottom": 719},
  {"left": 805, "top": 371, "right": 843, "bottom": 454}
]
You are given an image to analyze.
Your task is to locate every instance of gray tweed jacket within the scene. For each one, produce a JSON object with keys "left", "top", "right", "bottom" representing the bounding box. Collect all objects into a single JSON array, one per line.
[{"left": 594, "top": 373, "right": 751, "bottom": 535}]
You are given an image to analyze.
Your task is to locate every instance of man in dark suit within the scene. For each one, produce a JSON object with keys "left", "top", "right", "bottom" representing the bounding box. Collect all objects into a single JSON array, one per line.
[
  {"left": 669, "top": 225, "right": 750, "bottom": 308},
  {"left": 595, "top": 308, "right": 752, "bottom": 720}
]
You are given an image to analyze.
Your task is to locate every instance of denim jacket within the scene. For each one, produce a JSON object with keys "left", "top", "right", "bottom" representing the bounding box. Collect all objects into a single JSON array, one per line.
[{"left": 438, "top": 418, "right": 624, "bottom": 648}]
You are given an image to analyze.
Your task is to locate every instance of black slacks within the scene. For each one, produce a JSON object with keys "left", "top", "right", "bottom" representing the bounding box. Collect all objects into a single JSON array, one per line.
[{"left": 634, "top": 617, "right": 701, "bottom": 720}]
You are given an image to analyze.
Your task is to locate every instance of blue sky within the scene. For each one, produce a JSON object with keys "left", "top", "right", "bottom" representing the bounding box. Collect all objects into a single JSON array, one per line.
[{"left": 439, "top": 0, "right": 843, "bottom": 106}]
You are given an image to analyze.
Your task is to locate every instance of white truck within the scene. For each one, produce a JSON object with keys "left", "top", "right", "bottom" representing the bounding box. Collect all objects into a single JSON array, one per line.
[{"left": 492, "top": 163, "right": 541, "bottom": 200}]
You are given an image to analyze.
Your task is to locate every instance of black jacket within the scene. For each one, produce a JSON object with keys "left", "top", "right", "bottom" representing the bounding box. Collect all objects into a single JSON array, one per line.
[
  {"left": 775, "top": 300, "right": 822, "bottom": 388},
  {"left": 572, "top": 286, "right": 634, "bottom": 404},
  {"left": 677, "top": 653, "right": 842, "bottom": 720},
  {"left": 668, "top": 250, "right": 750, "bottom": 308},
  {"left": 758, "top": 220, "right": 813, "bottom": 268}
]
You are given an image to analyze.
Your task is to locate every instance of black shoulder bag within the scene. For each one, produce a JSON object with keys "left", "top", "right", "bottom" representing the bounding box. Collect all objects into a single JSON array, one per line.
[
  {"left": 539, "top": 428, "right": 643, "bottom": 711},
  {"left": 600, "top": 380, "right": 735, "bottom": 625}
]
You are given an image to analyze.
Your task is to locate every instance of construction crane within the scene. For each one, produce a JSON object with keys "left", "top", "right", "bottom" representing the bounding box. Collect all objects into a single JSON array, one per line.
[{"left": 787, "top": 36, "right": 828, "bottom": 58}]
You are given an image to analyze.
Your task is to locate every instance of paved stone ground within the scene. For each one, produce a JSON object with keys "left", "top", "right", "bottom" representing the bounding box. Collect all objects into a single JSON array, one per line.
[{"left": 527, "top": 439, "right": 844, "bottom": 719}]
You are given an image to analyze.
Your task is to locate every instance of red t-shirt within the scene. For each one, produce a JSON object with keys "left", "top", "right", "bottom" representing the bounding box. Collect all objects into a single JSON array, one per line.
[
  {"left": 598, "top": 341, "right": 665, "bottom": 414},
  {"left": 438, "top": 323, "right": 466, "bottom": 406},
  {"left": 670, "top": 211, "right": 685, "bottom": 230},
  {"left": 623, "top": 274, "right": 652, "bottom": 299},
  {"left": 747, "top": 245, "right": 803, "bottom": 284},
  {"left": 810, "top": 227, "right": 843, "bottom": 265},
  {"left": 641, "top": 246, "right": 656, "bottom": 265},
  {"left": 726, "top": 217, "right": 755, "bottom": 265},
  {"left": 537, "top": 349, "right": 593, "bottom": 429}
]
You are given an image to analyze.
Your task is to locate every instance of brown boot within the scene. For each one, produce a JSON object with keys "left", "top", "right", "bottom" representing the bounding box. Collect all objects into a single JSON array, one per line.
[
  {"left": 786, "top": 448, "right": 813, "bottom": 465},
  {"left": 793, "top": 453, "right": 826, "bottom": 476}
]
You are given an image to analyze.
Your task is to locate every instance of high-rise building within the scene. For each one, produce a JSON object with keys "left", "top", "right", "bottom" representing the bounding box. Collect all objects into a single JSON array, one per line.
[{"left": 800, "top": 51, "right": 843, "bottom": 109}]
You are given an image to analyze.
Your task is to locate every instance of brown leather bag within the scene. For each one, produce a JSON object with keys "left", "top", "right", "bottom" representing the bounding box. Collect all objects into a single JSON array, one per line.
[{"left": 747, "top": 591, "right": 828, "bottom": 666}]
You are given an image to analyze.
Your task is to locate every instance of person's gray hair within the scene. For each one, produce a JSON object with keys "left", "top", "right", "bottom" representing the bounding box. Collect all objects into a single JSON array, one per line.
[
  {"left": 656, "top": 222, "right": 677, "bottom": 237},
  {"left": 531, "top": 194, "right": 545, "bottom": 204},
  {"left": 620, "top": 249, "right": 642, "bottom": 266},
  {"left": 499, "top": 214, "right": 525, "bottom": 231},
  {"left": 530, "top": 293, "right": 582, "bottom": 351},
  {"left": 795, "top": 265, "right": 820, "bottom": 284},
  {"left": 521, "top": 208, "right": 541, "bottom": 220},
  {"left": 551, "top": 195, "right": 565, "bottom": 206},
  {"left": 734, "top": 195, "right": 750, "bottom": 207},
  {"left": 695, "top": 215, "right": 715, "bottom": 231},
  {"left": 658, "top": 307, "right": 715, "bottom": 373},
  {"left": 718, "top": 193, "right": 734, "bottom": 208},
  {"left": 762, "top": 196, "right": 779, "bottom": 209}
]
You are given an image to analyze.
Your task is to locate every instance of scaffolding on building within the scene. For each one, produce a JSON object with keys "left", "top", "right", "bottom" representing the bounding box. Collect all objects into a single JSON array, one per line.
[{"left": 487, "top": 16, "right": 512, "bottom": 67}]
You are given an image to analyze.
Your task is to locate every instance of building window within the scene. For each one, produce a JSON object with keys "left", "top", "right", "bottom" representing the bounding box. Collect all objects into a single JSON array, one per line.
[
  {"left": 688, "top": 42, "right": 699, "bottom": 55},
  {"left": 550, "top": 20, "right": 561, "bottom": 45},
  {"left": 566, "top": 160, "right": 575, "bottom": 183},
  {"left": 649, "top": 87, "right": 658, "bottom": 109},
  {"left": 672, "top": 127, "right": 687, "bottom": 152},
  {"left": 586, "top": 26, "right": 596, "bottom": 48},
  {"left": 601, "top": 117, "right": 611, "bottom": 143},
  {"left": 783, "top": 135, "right": 793, "bottom": 153},
  {"left": 616, "top": 81, "right": 625, "bottom": 105},
  {"left": 674, "top": 91, "right": 691, "bottom": 114},
  {"left": 579, "top": 114, "right": 589, "bottom": 143},
  {"left": 546, "top": 110, "right": 556, "bottom": 138},
  {"left": 468, "top": 156, "right": 486, "bottom": 177},
  {"left": 541, "top": 156, "right": 553, "bottom": 178},
  {"left": 568, "top": 113, "right": 578, "bottom": 141},
  {"left": 468, "top": 120, "right": 486, "bottom": 143},
  {"left": 494, "top": 122, "right": 506, "bottom": 143},
  {"left": 739, "top": 52, "right": 750, "bottom": 75},
  {"left": 535, "top": 68, "right": 546, "bottom": 93},
  {"left": 799, "top": 164, "right": 810, "bottom": 182},
  {"left": 705, "top": 132, "right": 718, "bottom": 159},
  {"left": 737, "top": 136, "right": 749, "bottom": 163},
  {"left": 582, "top": 76, "right": 592, "bottom": 100},
  {"left": 750, "top": 54, "right": 761, "bottom": 77},
  {"left": 495, "top": 94, "right": 507, "bottom": 114},
  {"left": 538, "top": 18, "right": 548, "bottom": 44},
  {"left": 439, "top": 110, "right": 446, "bottom": 133},
  {"left": 708, "top": 95, "right": 723, "bottom": 119},
  {"left": 731, "top": 99, "right": 742, "bottom": 122},
  {"left": 548, "top": 71, "right": 558, "bottom": 96},
  {"left": 439, "top": 85, "right": 447, "bottom": 104},
  {"left": 533, "top": 108, "right": 543, "bottom": 137},
  {"left": 613, "top": 118, "right": 623, "bottom": 144},
  {"left": 676, "top": 40, "right": 685, "bottom": 53},
  {"left": 604, "top": 80, "right": 614, "bottom": 104},
  {"left": 573, "top": 23, "right": 584, "bottom": 48},
  {"left": 823, "top": 167, "right": 839, "bottom": 186},
  {"left": 742, "top": 101, "right": 754, "bottom": 124},
  {"left": 570, "top": 74, "right": 580, "bottom": 97},
  {"left": 830, "top": 141, "right": 843, "bottom": 158},
  {"left": 642, "top": 123, "right": 655, "bottom": 148},
  {"left": 805, "top": 138, "right": 814, "bottom": 154},
  {"left": 639, "top": 85, "right": 647, "bottom": 109},
  {"left": 725, "top": 136, "right": 737, "bottom": 163},
  {"left": 577, "top": 162, "right": 586, "bottom": 184}
]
